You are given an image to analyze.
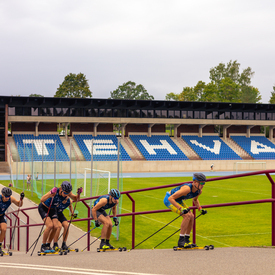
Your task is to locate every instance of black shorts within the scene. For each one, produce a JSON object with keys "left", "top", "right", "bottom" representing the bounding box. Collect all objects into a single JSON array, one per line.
[
  {"left": 91, "top": 208, "right": 108, "bottom": 219},
  {"left": 0, "top": 215, "right": 6, "bottom": 224},
  {"left": 57, "top": 212, "right": 67, "bottom": 223},
  {"left": 38, "top": 203, "right": 58, "bottom": 220}
]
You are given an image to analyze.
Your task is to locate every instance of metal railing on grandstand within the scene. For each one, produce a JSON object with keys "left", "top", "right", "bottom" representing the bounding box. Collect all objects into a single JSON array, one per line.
[{"left": 5, "top": 170, "right": 275, "bottom": 251}]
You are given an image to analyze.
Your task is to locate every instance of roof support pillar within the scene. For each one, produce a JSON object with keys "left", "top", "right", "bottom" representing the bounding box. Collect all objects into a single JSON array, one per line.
[
  {"left": 148, "top": 124, "right": 155, "bottom": 137},
  {"left": 35, "top": 122, "right": 40, "bottom": 137},
  {"left": 223, "top": 125, "right": 231, "bottom": 140},
  {"left": 199, "top": 125, "right": 206, "bottom": 137},
  {"left": 94, "top": 123, "right": 99, "bottom": 137},
  {"left": 269, "top": 126, "right": 275, "bottom": 141},
  {"left": 246, "top": 125, "right": 254, "bottom": 138},
  {"left": 174, "top": 124, "right": 180, "bottom": 140},
  {"left": 121, "top": 123, "right": 127, "bottom": 139}
]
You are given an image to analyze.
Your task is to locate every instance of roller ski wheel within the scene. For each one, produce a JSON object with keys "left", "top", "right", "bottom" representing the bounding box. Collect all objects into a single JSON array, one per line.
[
  {"left": 123, "top": 247, "right": 127, "bottom": 251},
  {"left": 118, "top": 247, "right": 122, "bottom": 252},
  {"left": 204, "top": 246, "right": 210, "bottom": 250},
  {"left": 209, "top": 245, "right": 214, "bottom": 250},
  {"left": 75, "top": 248, "right": 79, "bottom": 252}
]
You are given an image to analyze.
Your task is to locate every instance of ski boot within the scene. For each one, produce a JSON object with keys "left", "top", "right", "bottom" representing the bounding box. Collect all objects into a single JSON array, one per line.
[
  {"left": 177, "top": 236, "right": 186, "bottom": 248},
  {"left": 41, "top": 244, "right": 50, "bottom": 253},
  {"left": 61, "top": 242, "right": 69, "bottom": 251},
  {"left": 53, "top": 243, "right": 59, "bottom": 251},
  {"left": 45, "top": 243, "right": 54, "bottom": 252},
  {"left": 100, "top": 239, "right": 110, "bottom": 250},
  {"left": 106, "top": 240, "right": 115, "bottom": 249},
  {"left": 183, "top": 236, "right": 193, "bottom": 248}
]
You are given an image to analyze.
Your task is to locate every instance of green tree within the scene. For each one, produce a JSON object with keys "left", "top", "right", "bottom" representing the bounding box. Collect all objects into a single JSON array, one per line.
[
  {"left": 200, "top": 82, "right": 218, "bottom": 102},
  {"left": 110, "top": 81, "right": 154, "bottom": 100},
  {"left": 165, "top": 92, "right": 180, "bottom": 101},
  {"left": 240, "top": 86, "right": 262, "bottom": 103},
  {"left": 217, "top": 77, "right": 240, "bottom": 102},
  {"left": 178, "top": 87, "right": 196, "bottom": 101},
  {"left": 54, "top": 73, "right": 92, "bottom": 98},
  {"left": 269, "top": 86, "right": 275, "bottom": 104},
  {"left": 29, "top": 94, "right": 44, "bottom": 97}
]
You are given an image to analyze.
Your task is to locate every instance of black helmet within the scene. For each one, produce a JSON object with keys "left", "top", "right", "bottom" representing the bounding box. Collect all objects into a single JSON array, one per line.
[
  {"left": 61, "top": 181, "right": 72, "bottom": 193},
  {"left": 109, "top": 189, "right": 121, "bottom": 199},
  {"left": 2, "top": 187, "right": 12, "bottom": 197},
  {"left": 193, "top": 173, "right": 206, "bottom": 183}
]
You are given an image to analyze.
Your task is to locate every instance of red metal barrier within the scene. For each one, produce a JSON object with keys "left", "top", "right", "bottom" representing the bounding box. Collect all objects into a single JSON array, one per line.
[{"left": 6, "top": 169, "right": 275, "bottom": 251}]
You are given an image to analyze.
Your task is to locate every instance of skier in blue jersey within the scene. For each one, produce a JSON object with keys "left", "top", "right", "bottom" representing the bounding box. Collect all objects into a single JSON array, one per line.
[
  {"left": 163, "top": 173, "right": 207, "bottom": 248},
  {"left": 52, "top": 197, "right": 75, "bottom": 251},
  {"left": 91, "top": 189, "right": 120, "bottom": 249},
  {"left": 0, "top": 187, "right": 24, "bottom": 253},
  {"left": 38, "top": 181, "right": 82, "bottom": 252}
]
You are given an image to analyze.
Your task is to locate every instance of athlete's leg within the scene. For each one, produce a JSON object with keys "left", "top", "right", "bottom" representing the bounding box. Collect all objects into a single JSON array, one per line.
[
  {"left": 0, "top": 222, "right": 7, "bottom": 243},
  {"left": 62, "top": 220, "right": 69, "bottom": 242},
  {"left": 98, "top": 215, "right": 112, "bottom": 240},
  {"left": 53, "top": 221, "right": 62, "bottom": 243},
  {"left": 47, "top": 218, "right": 59, "bottom": 244},
  {"left": 42, "top": 217, "right": 54, "bottom": 244}
]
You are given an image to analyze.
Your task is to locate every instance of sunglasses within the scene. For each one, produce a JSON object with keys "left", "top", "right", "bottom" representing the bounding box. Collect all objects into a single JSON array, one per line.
[
  {"left": 62, "top": 191, "right": 69, "bottom": 195},
  {"left": 113, "top": 197, "right": 119, "bottom": 200},
  {"left": 199, "top": 182, "right": 205, "bottom": 186},
  {"left": 4, "top": 195, "right": 11, "bottom": 198}
]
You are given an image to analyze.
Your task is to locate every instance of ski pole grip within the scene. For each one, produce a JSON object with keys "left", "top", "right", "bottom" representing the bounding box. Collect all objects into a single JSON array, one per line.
[{"left": 51, "top": 187, "right": 58, "bottom": 194}]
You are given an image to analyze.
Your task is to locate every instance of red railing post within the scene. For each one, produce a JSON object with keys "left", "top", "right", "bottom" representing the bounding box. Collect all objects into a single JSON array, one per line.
[
  {"left": 126, "top": 193, "right": 135, "bottom": 249},
  {"left": 81, "top": 200, "right": 91, "bottom": 251},
  {"left": 21, "top": 210, "right": 29, "bottom": 252}
]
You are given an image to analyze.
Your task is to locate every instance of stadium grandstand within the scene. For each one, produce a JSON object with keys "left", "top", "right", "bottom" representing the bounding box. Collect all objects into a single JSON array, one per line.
[{"left": 1, "top": 95, "right": 275, "bottom": 174}]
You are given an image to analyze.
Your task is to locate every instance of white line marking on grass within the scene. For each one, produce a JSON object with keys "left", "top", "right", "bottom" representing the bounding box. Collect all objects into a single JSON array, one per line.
[
  {"left": 121, "top": 207, "right": 179, "bottom": 229},
  {"left": 0, "top": 263, "right": 162, "bottom": 275},
  {"left": 207, "top": 185, "right": 269, "bottom": 196},
  {"left": 133, "top": 193, "right": 164, "bottom": 201},
  {"left": 196, "top": 234, "right": 231, "bottom": 247},
  {"left": 205, "top": 232, "right": 270, "bottom": 238}
]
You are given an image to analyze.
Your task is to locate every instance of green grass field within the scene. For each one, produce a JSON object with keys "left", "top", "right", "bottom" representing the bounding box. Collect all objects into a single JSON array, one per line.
[{"left": 1, "top": 174, "right": 274, "bottom": 249}]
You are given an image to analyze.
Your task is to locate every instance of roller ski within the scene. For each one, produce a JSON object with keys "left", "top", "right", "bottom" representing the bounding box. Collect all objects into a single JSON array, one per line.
[
  {"left": 38, "top": 244, "right": 66, "bottom": 256},
  {"left": 173, "top": 245, "right": 214, "bottom": 251},
  {"left": 96, "top": 240, "right": 126, "bottom": 252},
  {"left": 0, "top": 250, "right": 12, "bottom": 256}
]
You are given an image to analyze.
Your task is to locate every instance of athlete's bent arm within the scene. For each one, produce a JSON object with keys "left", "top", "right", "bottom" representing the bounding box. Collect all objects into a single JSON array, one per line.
[
  {"left": 192, "top": 196, "right": 201, "bottom": 210},
  {"left": 168, "top": 186, "right": 190, "bottom": 212},
  {"left": 10, "top": 196, "right": 23, "bottom": 207},
  {"left": 91, "top": 198, "right": 108, "bottom": 222}
]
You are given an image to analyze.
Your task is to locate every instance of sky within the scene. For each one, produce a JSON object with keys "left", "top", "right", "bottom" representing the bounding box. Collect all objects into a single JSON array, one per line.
[{"left": 1, "top": 0, "right": 275, "bottom": 103}]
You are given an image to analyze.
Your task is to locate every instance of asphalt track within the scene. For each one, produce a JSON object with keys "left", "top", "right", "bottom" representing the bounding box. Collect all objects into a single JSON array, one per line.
[{"left": 0, "top": 247, "right": 275, "bottom": 275}]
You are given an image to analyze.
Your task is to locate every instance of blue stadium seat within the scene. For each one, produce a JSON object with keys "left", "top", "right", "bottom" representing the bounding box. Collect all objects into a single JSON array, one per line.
[
  {"left": 129, "top": 135, "right": 189, "bottom": 161},
  {"left": 13, "top": 134, "right": 70, "bottom": 162},
  {"left": 73, "top": 134, "right": 132, "bottom": 161},
  {"left": 231, "top": 135, "right": 275, "bottom": 160},
  {"left": 182, "top": 135, "right": 242, "bottom": 160}
]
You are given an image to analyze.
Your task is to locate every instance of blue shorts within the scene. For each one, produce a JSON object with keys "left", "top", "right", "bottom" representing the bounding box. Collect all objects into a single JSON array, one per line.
[{"left": 163, "top": 192, "right": 172, "bottom": 208}]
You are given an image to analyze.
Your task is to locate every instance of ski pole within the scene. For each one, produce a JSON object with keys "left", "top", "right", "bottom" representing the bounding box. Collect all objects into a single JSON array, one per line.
[
  {"left": 128, "top": 211, "right": 185, "bottom": 251},
  {"left": 67, "top": 226, "right": 97, "bottom": 248},
  {"left": 8, "top": 192, "right": 24, "bottom": 253},
  {"left": 28, "top": 192, "right": 55, "bottom": 256},
  {"left": 152, "top": 213, "right": 203, "bottom": 249},
  {"left": 62, "top": 187, "right": 82, "bottom": 244},
  {"left": 81, "top": 224, "right": 115, "bottom": 252}
]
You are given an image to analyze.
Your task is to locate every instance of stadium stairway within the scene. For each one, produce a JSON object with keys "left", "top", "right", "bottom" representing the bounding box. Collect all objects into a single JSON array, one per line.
[
  {"left": 221, "top": 137, "right": 253, "bottom": 160},
  {"left": 60, "top": 136, "right": 85, "bottom": 161},
  {"left": 172, "top": 137, "right": 201, "bottom": 160},
  {"left": 122, "top": 137, "right": 145, "bottom": 160}
]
